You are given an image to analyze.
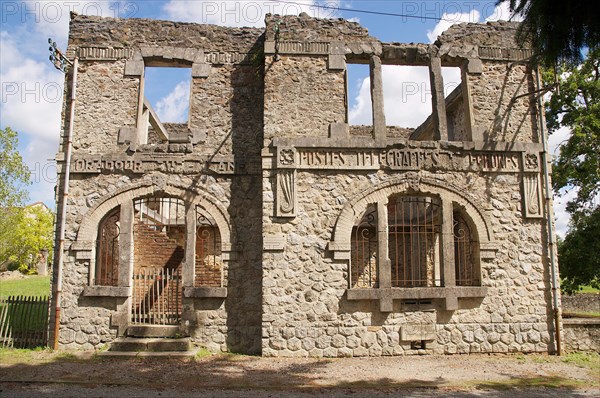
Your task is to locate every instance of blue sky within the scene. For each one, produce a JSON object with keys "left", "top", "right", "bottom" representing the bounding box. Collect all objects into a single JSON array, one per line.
[{"left": 0, "top": 0, "right": 573, "bottom": 235}]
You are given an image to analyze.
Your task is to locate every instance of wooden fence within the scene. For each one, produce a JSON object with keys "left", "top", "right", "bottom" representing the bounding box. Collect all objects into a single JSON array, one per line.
[{"left": 0, "top": 296, "right": 49, "bottom": 349}]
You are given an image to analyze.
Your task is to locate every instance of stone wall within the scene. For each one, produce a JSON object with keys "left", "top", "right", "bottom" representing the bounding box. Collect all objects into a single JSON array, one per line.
[
  {"left": 562, "top": 293, "right": 600, "bottom": 314},
  {"left": 52, "top": 12, "right": 264, "bottom": 353},
  {"left": 53, "top": 13, "right": 557, "bottom": 357},
  {"left": 563, "top": 319, "right": 600, "bottom": 352}
]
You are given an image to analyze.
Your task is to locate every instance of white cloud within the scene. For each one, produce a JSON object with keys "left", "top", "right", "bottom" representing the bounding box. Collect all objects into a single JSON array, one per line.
[
  {"left": 548, "top": 126, "right": 571, "bottom": 157},
  {"left": 155, "top": 80, "right": 191, "bottom": 123},
  {"left": 382, "top": 65, "right": 432, "bottom": 127},
  {"left": 23, "top": 138, "right": 58, "bottom": 209},
  {"left": 348, "top": 73, "right": 371, "bottom": 125},
  {"left": 163, "top": 0, "right": 340, "bottom": 27},
  {"left": 427, "top": 9, "right": 481, "bottom": 43},
  {"left": 1, "top": 54, "right": 63, "bottom": 142},
  {"left": 484, "top": 2, "right": 524, "bottom": 22},
  {"left": 349, "top": 66, "right": 462, "bottom": 128},
  {"left": 554, "top": 188, "right": 577, "bottom": 238}
]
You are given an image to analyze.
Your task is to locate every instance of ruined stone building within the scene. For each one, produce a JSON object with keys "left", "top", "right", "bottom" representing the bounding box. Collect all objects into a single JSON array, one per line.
[{"left": 51, "top": 12, "right": 561, "bottom": 356}]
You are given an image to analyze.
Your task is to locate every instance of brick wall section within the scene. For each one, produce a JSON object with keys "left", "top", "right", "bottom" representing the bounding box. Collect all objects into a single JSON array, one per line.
[{"left": 133, "top": 222, "right": 184, "bottom": 272}]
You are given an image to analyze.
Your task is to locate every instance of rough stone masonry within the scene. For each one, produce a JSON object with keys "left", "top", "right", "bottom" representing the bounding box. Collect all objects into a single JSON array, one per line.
[{"left": 50, "top": 12, "right": 561, "bottom": 356}]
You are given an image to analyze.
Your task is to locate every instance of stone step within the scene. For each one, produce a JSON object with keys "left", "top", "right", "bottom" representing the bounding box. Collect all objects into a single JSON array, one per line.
[
  {"left": 126, "top": 325, "right": 182, "bottom": 338},
  {"left": 110, "top": 337, "right": 191, "bottom": 352}
]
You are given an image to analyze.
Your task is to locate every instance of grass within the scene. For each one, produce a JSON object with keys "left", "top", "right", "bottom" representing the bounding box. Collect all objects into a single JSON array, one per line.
[
  {"left": 561, "top": 352, "right": 600, "bottom": 373},
  {"left": 0, "top": 275, "right": 51, "bottom": 297},
  {"left": 578, "top": 285, "right": 600, "bottom": 293}
]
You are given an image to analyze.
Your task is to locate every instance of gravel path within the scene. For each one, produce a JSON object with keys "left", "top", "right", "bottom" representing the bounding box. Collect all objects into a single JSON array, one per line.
[{"left": 1, "top": 351, "right": 598, "bottom": 397}]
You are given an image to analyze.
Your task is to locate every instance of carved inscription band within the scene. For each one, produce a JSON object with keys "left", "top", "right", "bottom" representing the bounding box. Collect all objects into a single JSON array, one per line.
[
  {"left": 279, "top": 147, "right": 526, "bottom": 173},
  {"left": 70, "top": 154, "right": 237, "bottom": 175}
]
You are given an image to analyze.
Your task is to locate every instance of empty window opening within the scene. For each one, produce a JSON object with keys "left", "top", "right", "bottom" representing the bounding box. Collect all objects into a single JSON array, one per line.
[
  {"left": 382, "top": 65, "right": 432, "bottom": 130},
  {"left": 195, "top": 208, "right": 223, "bottom": 287},
  {"left": 442, "top": 66, "right": 467, "bottom": 141},
  {"left": 347, "top": 63, "right": 373, "bottom": 135},
  {"left": 144, "top": 67, "right": 192, "bottom": 123},
  {"left": 140, "top": 67, "right": 192, "bottom": 145},
  {"left": 388, "top": 196, "right": 442, "bottom": 288},
  {"left": 350, "top": 204, "right": 378, "bottom": 288}
]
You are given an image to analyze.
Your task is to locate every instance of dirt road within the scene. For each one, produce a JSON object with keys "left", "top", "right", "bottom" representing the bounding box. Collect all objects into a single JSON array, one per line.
[{"left": 1, "top": 350, "right": 598, "bottom": 397}]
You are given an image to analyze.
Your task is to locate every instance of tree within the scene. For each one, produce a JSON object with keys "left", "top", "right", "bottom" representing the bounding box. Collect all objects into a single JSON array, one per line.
[
  {"left": 0, "top": 126, "right": 30, "bottom": 208},
  {"left": 558, "top": 207, "right": 600, "bottom": 294},
  {"left": 542, "top": 48, "right": 599, "bottom": 293},
  {"left": 0, "top": 204, "right": 54, "bottom": 273},
  {"left": 499, "top": 0, "right": 600, "bottom": 64},
  {"left": 543, "top": 47, "right": 600, "bottom": 215}
]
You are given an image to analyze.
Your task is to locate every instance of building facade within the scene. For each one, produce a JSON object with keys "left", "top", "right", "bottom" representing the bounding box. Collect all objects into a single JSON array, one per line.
[{"left": 51, "top": 12, "right": 560, "bottom": 356}]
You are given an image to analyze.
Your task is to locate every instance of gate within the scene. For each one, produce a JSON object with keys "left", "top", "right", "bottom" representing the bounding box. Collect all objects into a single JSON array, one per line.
[{"left": 131, "top": 268, "right": 182, "bottom": 325}]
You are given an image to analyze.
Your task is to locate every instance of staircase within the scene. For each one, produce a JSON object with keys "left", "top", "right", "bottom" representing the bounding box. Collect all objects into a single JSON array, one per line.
[{"left": 102, "top": 325, "right": 196, "bottom": 357}]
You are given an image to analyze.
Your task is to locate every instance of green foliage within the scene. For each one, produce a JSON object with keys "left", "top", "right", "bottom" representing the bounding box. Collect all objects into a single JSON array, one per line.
[
  {"left": 544, "top": 47, "right": 600, "bottom": 214},
  {"left": 500, "top": 0, "right": 600, "bottom": 65},
  {"left": 0, "top": 276, "right": 51, "bottom": 297},
  {"left": 0, "top": 127, "right": 30, "bottom": 208},
  {"left": 0, "top": 205, "right": 54, "bottom": 273},
  {"left": 558, "top": 207, "right": 600, "bottom": 294}
]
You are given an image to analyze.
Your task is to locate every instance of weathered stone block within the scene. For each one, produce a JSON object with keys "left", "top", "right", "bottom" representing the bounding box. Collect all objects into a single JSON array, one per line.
[
  {"left": 192, "top": 63, "right": 211, "bottom": 78},
  {"left": 327, "top": 54, "right": 346, "bottom": 70},
  {"left": 124, "top": 60, "right": 144, "bottom": 76}
]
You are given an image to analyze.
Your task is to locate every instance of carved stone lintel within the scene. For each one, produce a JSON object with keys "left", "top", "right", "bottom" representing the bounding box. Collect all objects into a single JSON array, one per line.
[
  {"left": 276, "top": 169, "right": 296, "bottom": 218},
  {"left": 522, "top": 173, "right": 543, "bottom": 218}
]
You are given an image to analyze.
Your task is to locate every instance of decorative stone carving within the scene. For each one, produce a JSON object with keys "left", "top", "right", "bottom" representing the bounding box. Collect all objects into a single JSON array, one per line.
[
  {"left": 276, "top": 170, "right": 296, "bottom": 217},
  {"left": 522, "top": 173, "right": 544, "bottom": 218},
  {"left": 277, "top": 147, "right": 296, "bottom": 168},
  {"left": 523, "top": 152, "right": 540, "bottom": 171},
  {"left": 78, "top": 46, "right": 133, "bottom": 61}
]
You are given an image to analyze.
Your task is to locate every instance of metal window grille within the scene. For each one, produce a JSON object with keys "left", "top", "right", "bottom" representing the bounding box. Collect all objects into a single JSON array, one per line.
[
  {"left": 195, "top": 209, "right": 222, "bottom": 287},
  {"left": 453, "top": 211, "right": 479, "bottom": 286},
  {"left": 95, "top": 207, "right": 120, "bottom": 286},
  {"left": 350, "top": 205, "right": 378, "bottom": 288},
  {"left": 388, "top": 196, "right": 442, "bottom": 288},
  {"left": 134, "top": 197, "right": 186, "bottom": 229}
]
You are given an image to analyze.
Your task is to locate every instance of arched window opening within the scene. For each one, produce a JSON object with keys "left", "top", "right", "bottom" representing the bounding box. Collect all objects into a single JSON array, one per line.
[
  {"left": 195, "top": 208, "right": 222, "bottom": 287},
  {"left": 95, "top": 206, "right": 120, "bottom": 286},
  {"left": 350, "top": 204, "right": 378, "bottom": 288},
  {"left": 133, "top": 197, "right": 186, "bottom": 272},
  {"left": 132, "top": 197, "right": 185, "bottom": 325},
  {"left": 453, "top": 211, "right": 479, "bottom": 286},
  {"left": 388, "top": 196, "right": 442, "bottom": 288}
]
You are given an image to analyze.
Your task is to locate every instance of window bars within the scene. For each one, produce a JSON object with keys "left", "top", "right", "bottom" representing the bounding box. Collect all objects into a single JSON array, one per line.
[
  {"left": 95, "top": 206, "right": 120, "bottom": 286},
  {"left": 388, "top": 196, "right": 442, "bottom": 288},
  {"left": 133, "top": 197, "right": 186, "bottom": 229},
  {"left": 350, "top": 205, "right": 378, "bottom": 288},
  {"left": 453, "top": 211, "right": 479, "bottom": 286}
]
